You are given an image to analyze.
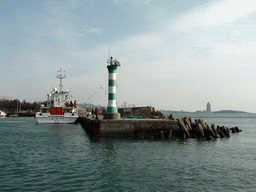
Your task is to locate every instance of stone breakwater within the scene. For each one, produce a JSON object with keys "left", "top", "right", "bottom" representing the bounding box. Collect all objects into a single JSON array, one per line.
[
  {"left": 168, "top": 116, "right": 242, "bottom": 140},
  {"left": 134, "top": 116, "right": 242, "bottom": 140},
  {"left": 78, "top": 114, "right": 242, "bottom": 139}
]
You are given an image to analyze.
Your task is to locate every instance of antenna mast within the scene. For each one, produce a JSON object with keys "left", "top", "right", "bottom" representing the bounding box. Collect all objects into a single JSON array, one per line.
[{"left": 56, "top": 68, "right": 66, "bottom": 92}]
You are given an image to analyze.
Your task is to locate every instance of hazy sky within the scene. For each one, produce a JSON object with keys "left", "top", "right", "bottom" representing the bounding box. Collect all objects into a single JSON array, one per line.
[{"left": 1, "top": 0, "right": 256, "bottom": 112}]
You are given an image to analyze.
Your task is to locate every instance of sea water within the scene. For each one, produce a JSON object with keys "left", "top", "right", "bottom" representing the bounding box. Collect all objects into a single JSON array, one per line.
[{"left": 0, "top": 114, "right": 255, "bottom": 191}]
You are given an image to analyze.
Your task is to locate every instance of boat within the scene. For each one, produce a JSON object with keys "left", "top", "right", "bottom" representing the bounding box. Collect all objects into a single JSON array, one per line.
[
  {"left": 35, "top": 68, "right": 79, "bottom": 124},
  {"left": 0, "top": 110, "right": 6, "bottom": 118}
]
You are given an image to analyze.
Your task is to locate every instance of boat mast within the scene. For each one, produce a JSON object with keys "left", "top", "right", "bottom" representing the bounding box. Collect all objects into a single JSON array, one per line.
[{"left": 56, "top": 68, "right": 66, "bottom": 92}]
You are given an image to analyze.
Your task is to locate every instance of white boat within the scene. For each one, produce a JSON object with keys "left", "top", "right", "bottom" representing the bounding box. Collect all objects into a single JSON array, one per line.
[
  {"left": 0, "top": 111, "right": 6, "bottom": 118},
  {"left": 36, "top": 68, "right": 79, "bottom": 124}
]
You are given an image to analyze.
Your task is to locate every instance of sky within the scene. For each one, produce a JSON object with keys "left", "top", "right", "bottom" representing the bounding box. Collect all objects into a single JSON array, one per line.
[{"left": 1, "top": 0, "right": 256, "bottom": 112}]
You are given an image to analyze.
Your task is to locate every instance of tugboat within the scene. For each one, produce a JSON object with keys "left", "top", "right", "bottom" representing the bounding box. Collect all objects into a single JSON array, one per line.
[{"left": 35, "top": 68, "right": 78, "bottom": 124}]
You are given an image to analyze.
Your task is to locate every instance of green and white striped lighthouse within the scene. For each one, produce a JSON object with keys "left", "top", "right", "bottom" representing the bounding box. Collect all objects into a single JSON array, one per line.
[{"left": 104, "top": 57, "right": 121, "bottom": 119}]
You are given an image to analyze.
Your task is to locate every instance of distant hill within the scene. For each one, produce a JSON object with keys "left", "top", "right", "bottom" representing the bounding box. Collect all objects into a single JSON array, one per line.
[
  {"left": 212, "top": 110, "right": 248, "bottom": 113},
  {"left": 162, "top": 110, "right": 251, "bottom": 114}
]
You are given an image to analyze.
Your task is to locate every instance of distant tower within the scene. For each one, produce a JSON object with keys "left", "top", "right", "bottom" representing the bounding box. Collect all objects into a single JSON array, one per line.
[
  {"left": 206, "top": 102, "right": 211, "bottom": 113},
  {"left": 104, "top": 57, "right": 121, "bottom": 119}
]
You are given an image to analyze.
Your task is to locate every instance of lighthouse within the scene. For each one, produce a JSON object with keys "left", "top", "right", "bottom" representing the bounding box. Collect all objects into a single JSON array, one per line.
[{"left": 103, "top": 57, "right": 121, "bottom": 119}]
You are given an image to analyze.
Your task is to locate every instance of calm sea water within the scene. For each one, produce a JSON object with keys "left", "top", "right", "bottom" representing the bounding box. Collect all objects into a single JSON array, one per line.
[{"left": 0, "top": 113, "right": 256, "bottom": 191}]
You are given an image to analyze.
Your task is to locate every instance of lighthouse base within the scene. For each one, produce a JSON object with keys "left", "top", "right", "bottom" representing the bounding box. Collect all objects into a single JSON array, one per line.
[{"left": 103, "top": 113, "right": 121, "bottom": 120}]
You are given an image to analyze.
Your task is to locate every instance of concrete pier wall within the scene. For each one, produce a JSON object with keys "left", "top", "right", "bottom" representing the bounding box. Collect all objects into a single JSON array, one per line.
[
  {"left": 78, "top": 115, "right": 242, "bottom": 139},
  {"left": 78, "top": 117, "right": 179, "bottom": 138}
]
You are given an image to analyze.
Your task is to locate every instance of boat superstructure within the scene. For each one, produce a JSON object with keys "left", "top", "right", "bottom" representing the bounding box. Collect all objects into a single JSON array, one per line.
[
  {"left": 35, "top": 68, "right": 78, "bottom": 124},
  {"left": 0, "top": 111, "right": 6, "bottom": 118}
]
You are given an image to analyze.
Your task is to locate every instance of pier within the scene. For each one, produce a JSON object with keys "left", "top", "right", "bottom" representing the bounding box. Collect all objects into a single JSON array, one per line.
[
  {"left": 78, "top": 115, "right": 178, "bottom": 138},
  {"left": 78, "top": 106, "right": 242, "bottom": 139},
  {"left": 78, "top": 56, "right": 242, "bottom": 139}
]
